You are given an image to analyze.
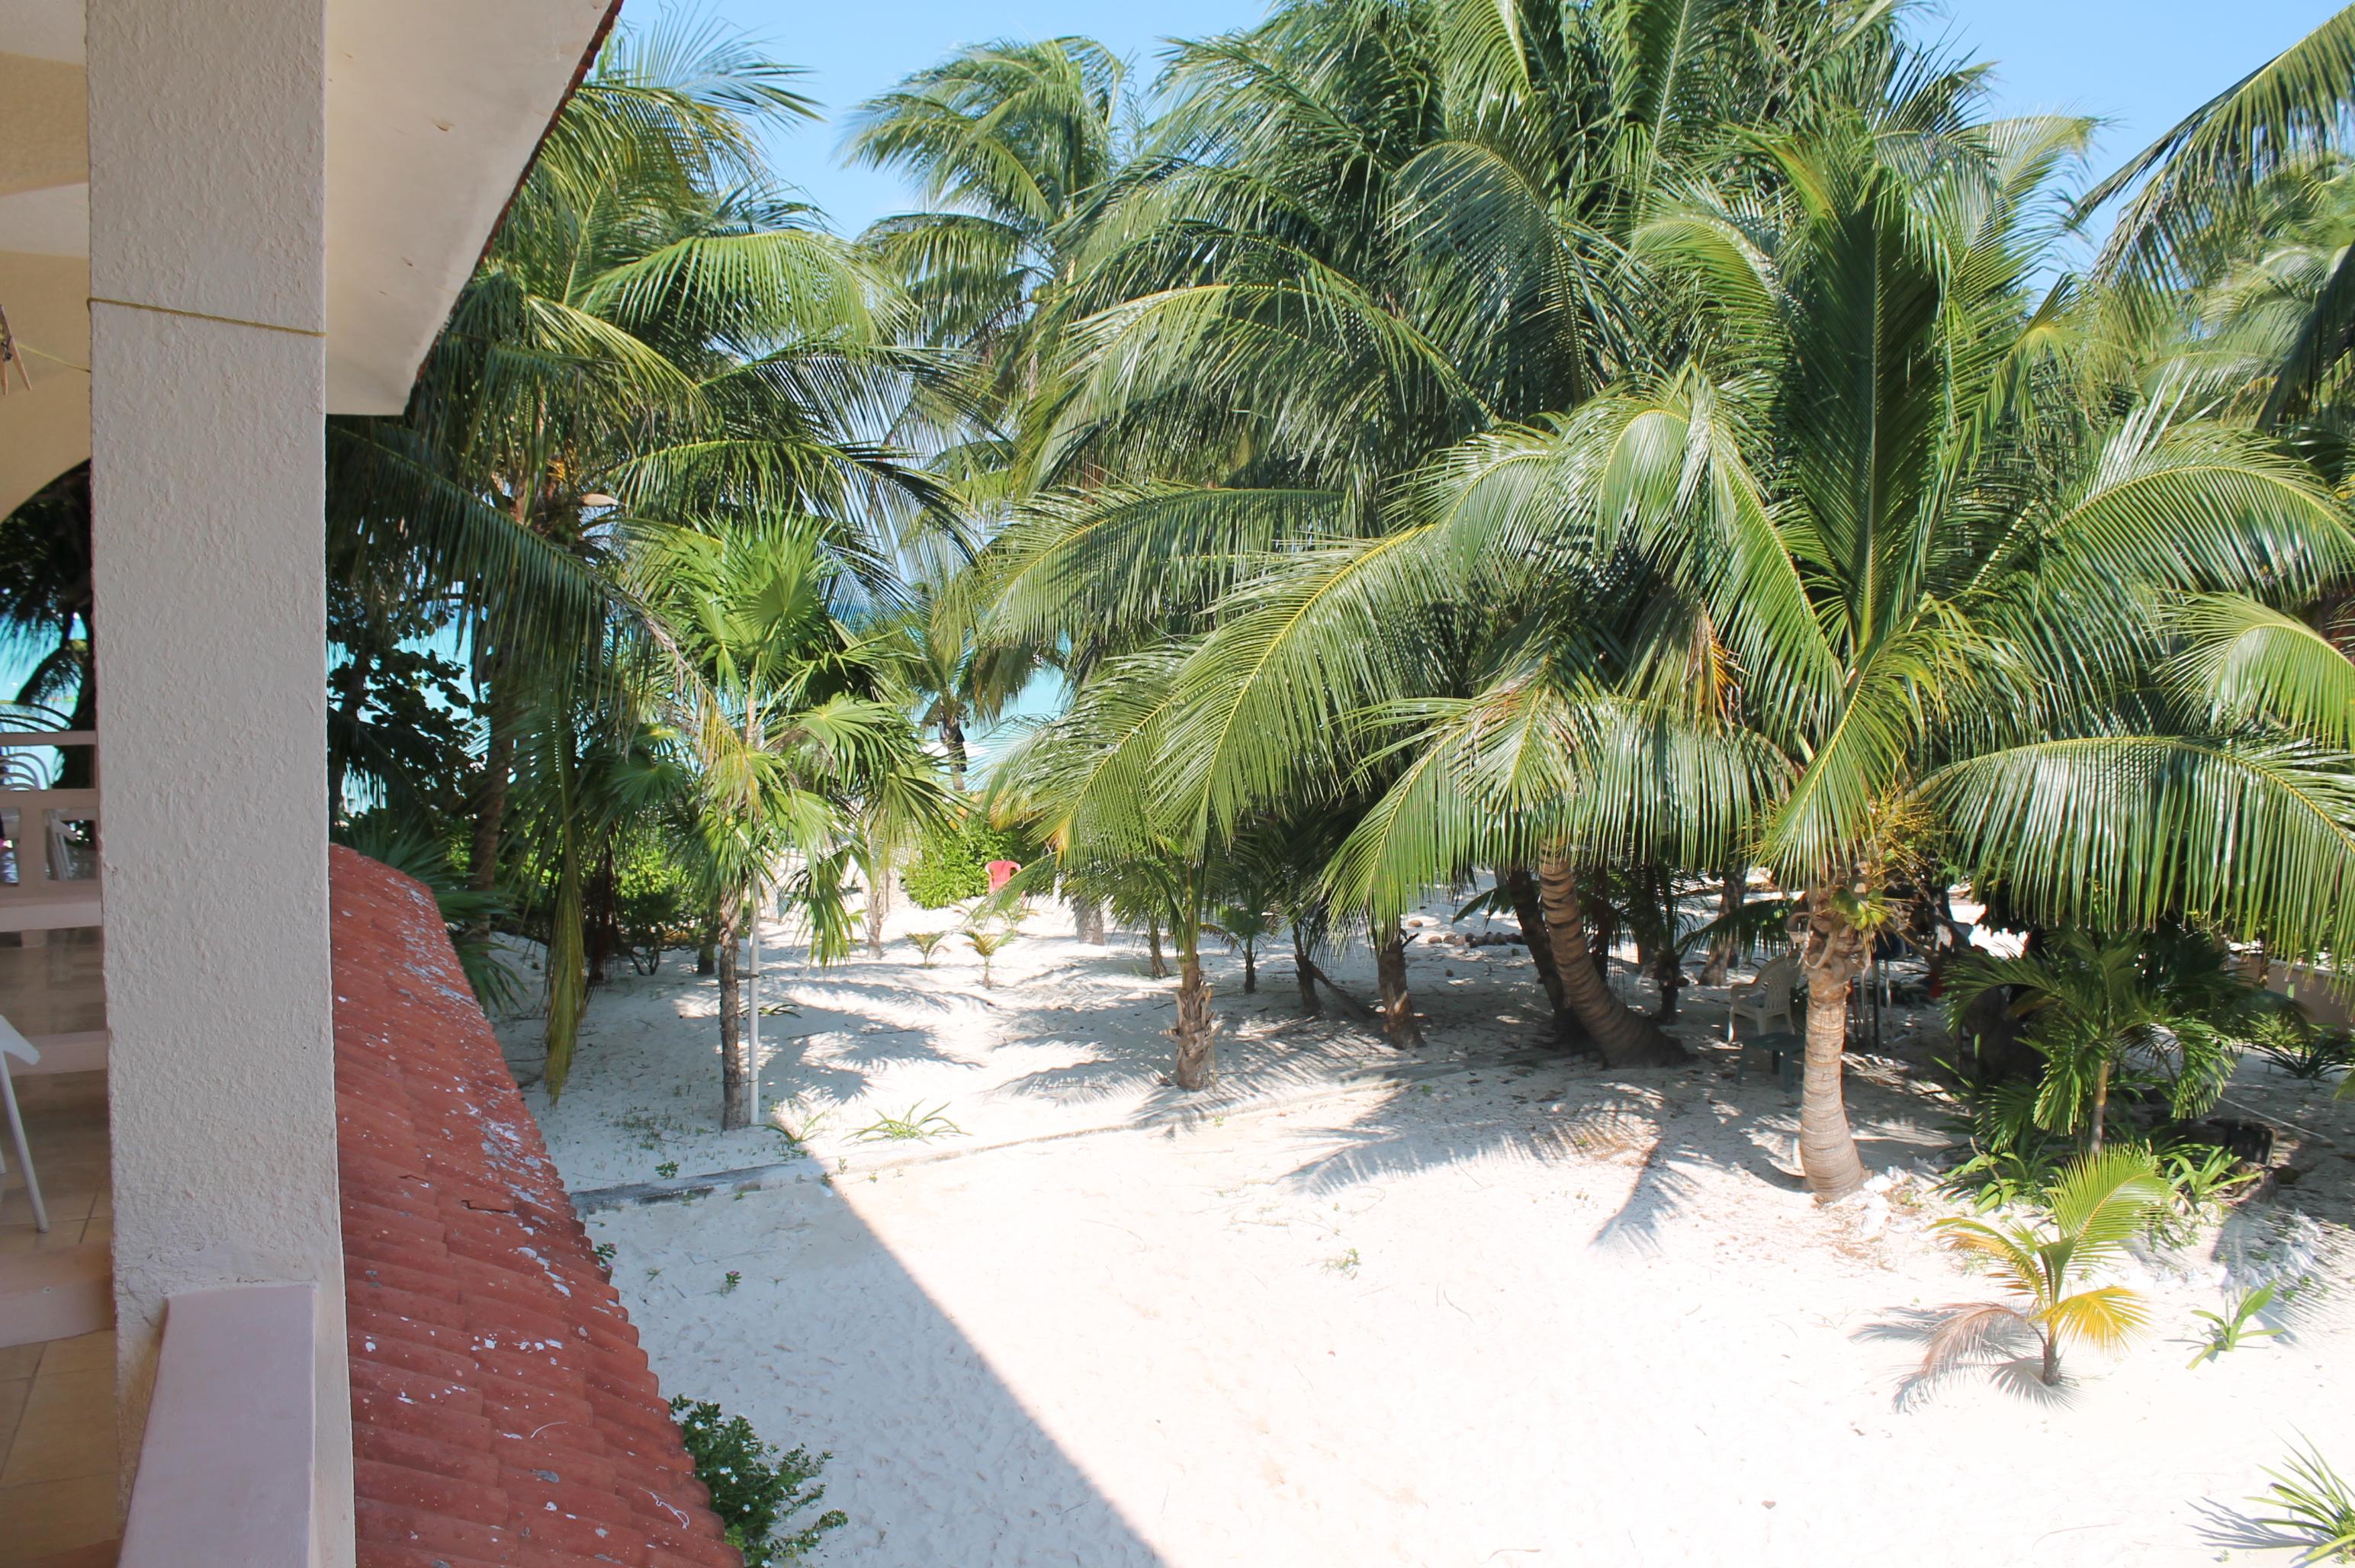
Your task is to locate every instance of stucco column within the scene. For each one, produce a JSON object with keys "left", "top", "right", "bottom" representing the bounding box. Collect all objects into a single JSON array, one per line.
[{"left": 85, "top": 2, "right": 352, "bottom": 1564}]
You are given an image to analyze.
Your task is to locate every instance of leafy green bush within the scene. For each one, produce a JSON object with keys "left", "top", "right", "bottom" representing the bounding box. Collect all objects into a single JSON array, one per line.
[
  {"left": 669, "top": 1396, "right": 847, "bottom": 1565},
  {"left": 901, "top": 813, "right": 1036, "bottom": 908},
  {"left": 612, "top": 834, "right": 696, "bottom": 965}
]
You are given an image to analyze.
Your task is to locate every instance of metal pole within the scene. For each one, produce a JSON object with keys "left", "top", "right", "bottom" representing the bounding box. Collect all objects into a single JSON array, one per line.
[{"left": 747, "top": 885, "right": 761, "bottom": 1131}]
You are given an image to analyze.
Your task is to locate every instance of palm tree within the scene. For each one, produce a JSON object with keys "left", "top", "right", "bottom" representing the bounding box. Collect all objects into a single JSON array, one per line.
[
  {"left": 1049, "top": 25, "right": 2355, "bottom": 1198},
  {"left": 1943, "top": 927, "right": 2264, "bottom": 1153},
  {"left": 505, "top": 673, "right": 686, "bottom": 1100},
  {"left": 979, "top": 0, "right": 1923, "bottom": 1068},
  {"left": 2081, "top": 6, "right": 2355, "bottom": 428},
  {"left": 879, "top": 574, "right": 1039, "bottom": 790},
  {"left": 334, "top": 15, "right": 949, "bottom": 926},
  {"left": 1923, "top": 1146, "right": 2170, "bottom": 1387},
  {"left": 847, "top": 37, "right": 1126, "bottom": 406},
  {"left": 985, "top": 649, "right": 1228, "bottom": 1085},
  {"left": 0, "top": 465, "right": 98, "bottom": 795},
  {"left": 630, "top": 515, "right": 946, "bottom": 1127},
  {"left": 1409, "top": 102, "right": 2355, "bottom": 1196}
]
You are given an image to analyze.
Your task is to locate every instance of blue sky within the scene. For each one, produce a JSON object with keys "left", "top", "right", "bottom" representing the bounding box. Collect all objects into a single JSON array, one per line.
[{"left": 717, "top": 0, "right": 2344, "bottom": 244}]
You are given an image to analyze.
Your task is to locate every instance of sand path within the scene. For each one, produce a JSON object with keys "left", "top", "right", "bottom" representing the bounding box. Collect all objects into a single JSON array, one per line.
[{"left": 513, "top": 901, "right": 2355, "bottom": 1566}]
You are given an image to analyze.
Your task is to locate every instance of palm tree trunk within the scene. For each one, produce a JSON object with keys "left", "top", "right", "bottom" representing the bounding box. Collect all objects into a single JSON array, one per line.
[
  {"left": 543, "top": 834, "right": 586, "bottom": 1103},
  {"left": 1145, "top": 917, "right": 1168, "bottom": 978},
  {"left": 864, "top": 856, "right": 889, "bottom": 958},
  {"left": 1173, "top": 943, "right": 1215, "bottom": 1089},
  {"left": 2087, "top": 1059, "right": 2111, "bottom": 1153},
  {"left": 942, "top": 712, "right": 968, "bottom": 793},
  {"left": 1074, "top": 897, "right": 1106, "bottom": 944},
  {"left": 716, "top": 901, "right": 752, "bottom": 1129},
  {"left": 1375, "top": 921, "right": 1423, "bottom": 1048},
  {"left": 1699, "top": 865, "right": 1743, "bottom": 986},
  {"left": 584, "top": 839, "right": 617, "bottom": 988},
  {"left": 1535, "top": 856, "right": 1680, "bottom": 1067},
  {"left": 1242, "top": 940, "right": 1258, "bottom": 993},
  {"left": 1293, "top": 923, "right": 1320, "bottom": 1016},
  {"left": 2039, "top": 1331, "right": 2061, "bottom": 1386},
  {"left": 1504, "top": 865, "right": 1573, "bottom": 1039},
  {"left": 1798, "top": 892, "right": 1869, "bottom": 1200}
]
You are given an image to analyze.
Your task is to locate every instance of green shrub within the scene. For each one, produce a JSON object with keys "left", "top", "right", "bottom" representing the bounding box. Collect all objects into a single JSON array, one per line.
[
  {"left": 901, "top": 812, "right": 1037, "bottom": 908},
  {"left": 669, "top": 1396, "right": 847, "bottom": 1565},
  {"left": 2251, "top": 1012, "right": 2355, "bottom": 1081}
]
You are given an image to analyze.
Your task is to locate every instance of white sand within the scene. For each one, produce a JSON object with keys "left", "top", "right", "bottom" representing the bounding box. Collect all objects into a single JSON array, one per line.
[{"left": 506, "top": 897, "right": 2355, "bottom": 1566}]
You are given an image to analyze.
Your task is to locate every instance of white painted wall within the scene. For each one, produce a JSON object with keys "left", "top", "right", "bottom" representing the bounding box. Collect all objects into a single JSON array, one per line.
[{"left": 85, "top": 1, "right": 352, "bottom": 1563}]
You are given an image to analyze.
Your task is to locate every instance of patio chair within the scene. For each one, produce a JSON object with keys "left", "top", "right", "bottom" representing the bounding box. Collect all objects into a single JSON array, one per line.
[
  {"left": 1727, "top": 949, "right": 1800, "bottom": 1043},
  {"left": 0, "top": 1013, "right": 47, "bottom": 1232}
]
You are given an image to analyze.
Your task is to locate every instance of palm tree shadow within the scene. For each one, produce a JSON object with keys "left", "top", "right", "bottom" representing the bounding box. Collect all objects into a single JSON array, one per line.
[
  {"left": 1587, "top": 1100, "right": 1810, "bottom": 1255},
  {"left": 2186, "top": 1496, "right": 2319, "bottom": 1557},
  {"left": 1854, "top": 1307, "right": 2080, "bottom": 1410},
  {"left": 1269, "top": 1065, "right": 1817, "bottom": 1250},
  {"left": 1588, "top": 1149, "right": 1704, "bottom": 1256}
]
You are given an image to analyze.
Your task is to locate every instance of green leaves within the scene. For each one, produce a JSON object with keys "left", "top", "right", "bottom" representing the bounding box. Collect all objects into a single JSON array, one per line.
[
  {"left": 1928, "top": 736, "right": 2355, "bottom": 964},
  {"left": 2171, "top": 593, "right": 2355, "bottom": 750},
  {"left": 1926, "top": 1146, "right": 2169, "bottom": 1386}
]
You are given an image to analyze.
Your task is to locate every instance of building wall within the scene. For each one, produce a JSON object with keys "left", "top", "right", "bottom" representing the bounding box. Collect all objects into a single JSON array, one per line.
[{"left": 86, "top": 1, "right": 352, "bottom": 1561}]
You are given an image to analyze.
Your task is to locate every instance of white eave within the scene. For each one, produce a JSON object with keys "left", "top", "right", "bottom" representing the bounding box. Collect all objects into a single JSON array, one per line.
[{"left": 0, "top": 0, "right": 620, "bottom": 518}]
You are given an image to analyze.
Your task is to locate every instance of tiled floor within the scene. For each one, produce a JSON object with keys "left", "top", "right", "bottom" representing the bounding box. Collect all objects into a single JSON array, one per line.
[
  {"left": 0, "top": 930, "right": 105, "bottom": 1040},
  {"left": 2, "top": 1072, "right": 119, "bottom": 1567},
  {"left": 0, "top": 1072, "right": 108, "bottom": 1256}
]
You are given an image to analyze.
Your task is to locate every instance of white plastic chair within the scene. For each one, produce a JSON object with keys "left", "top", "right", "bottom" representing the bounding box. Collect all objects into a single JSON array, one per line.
[
  {"left": 1727, "top": 949, "right": 1800, "bottom": 1042},
  {"left": 0, "top": 1013, "right": 47, "bottom": 1232}
]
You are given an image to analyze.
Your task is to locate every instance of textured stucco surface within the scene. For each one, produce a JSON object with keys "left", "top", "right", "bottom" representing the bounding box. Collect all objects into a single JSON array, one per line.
[
  {"left": 86, "top": 0, "right": 326, "bottom": 334},
  {"left": 88, "top": 1, "right": 350, "bottom": 1561}
]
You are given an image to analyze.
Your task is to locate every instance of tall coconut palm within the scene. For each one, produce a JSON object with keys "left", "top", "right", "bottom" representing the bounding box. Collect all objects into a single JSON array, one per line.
[
  {"left": 984, "top": 0, "right": 1921, "bottom": 1065},
  {"left": 1396, "top": 104, "right": 2355, "bottom": 1197},
  {"left": 2083, "top": 5, "right": 2355, "bottom": 426},
  {"left": 847, "top": 38, "right": 1127, "bottom": 398}
]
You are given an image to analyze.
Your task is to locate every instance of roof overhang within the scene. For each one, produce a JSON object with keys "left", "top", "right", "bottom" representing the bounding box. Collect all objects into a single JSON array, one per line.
[{"left": 0, "top": 0, "right": 621, "bottom": 519}]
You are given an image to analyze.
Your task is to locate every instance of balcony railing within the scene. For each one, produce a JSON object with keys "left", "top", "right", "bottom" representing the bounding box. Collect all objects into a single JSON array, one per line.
[{"left": 0, "top": 728, "right": 101, "bottom": 936}]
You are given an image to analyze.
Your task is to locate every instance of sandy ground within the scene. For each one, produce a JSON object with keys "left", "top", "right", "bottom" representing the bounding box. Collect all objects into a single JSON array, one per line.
[{"left": 503, "top": 894, "right": 2355, "bottom": 1567}]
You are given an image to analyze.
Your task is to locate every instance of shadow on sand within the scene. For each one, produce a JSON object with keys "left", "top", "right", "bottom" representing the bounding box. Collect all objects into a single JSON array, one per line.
[{"left": 600, "top": 1171, "right": 1168, "bottom": 1567}]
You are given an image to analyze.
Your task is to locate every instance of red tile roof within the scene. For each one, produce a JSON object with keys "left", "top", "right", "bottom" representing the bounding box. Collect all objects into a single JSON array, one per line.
[{"left": 330, "top": 846, "right": 740, "bottom": 1568}]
